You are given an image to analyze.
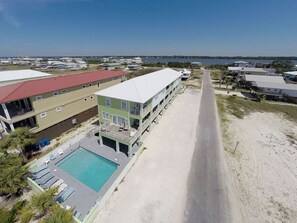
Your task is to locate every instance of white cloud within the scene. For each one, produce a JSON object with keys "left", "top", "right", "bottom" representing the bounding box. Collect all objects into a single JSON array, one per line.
[{"left": 0, "top": 0, "right": 21, "bottom": 27}]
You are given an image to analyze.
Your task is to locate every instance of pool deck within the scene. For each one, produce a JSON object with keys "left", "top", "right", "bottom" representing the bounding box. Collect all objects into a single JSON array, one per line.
[{"left": 44, "top": 136, "right": 140, "bottom": 221}]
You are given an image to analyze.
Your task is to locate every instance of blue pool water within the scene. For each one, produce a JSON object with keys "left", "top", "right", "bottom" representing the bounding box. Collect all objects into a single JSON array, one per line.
[{"left": 57, "top": 148, "right": 118, "bottom": 192}]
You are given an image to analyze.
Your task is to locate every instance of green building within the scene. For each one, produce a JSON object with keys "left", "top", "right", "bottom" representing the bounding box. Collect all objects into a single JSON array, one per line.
[{"left": 95, "top": 68, "right": 182, "bottom": 157}]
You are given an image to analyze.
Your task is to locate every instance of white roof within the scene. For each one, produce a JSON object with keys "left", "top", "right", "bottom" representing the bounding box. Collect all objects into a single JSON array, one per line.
[
  {"left": 228, "top": 67, "right": 267, "bottom": 72},
  {"left": 95, "top": 68, "right": 182, "bottom": 103},
  {"left": 0, "top": 69, "right": 52, "bottom": 83},
  {"left": 255, "top": 82, "right": 297, "bottom": 90},
  {"left": 244, "top": 75, "right": 285, "bottom": 84},
  {"left": 284, "top": 71, "right": 297, "bottom": 76}
]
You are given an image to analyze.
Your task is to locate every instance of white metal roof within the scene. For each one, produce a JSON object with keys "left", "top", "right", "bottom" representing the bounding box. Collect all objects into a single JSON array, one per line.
[
  {"left": 228, "top": 67, "right": 268, "bottom": 72},
  {"left": 244, "top": 75, "right": 285, "bottom": 84},
  {"left": 95, "top": 68, "right": 182, "bottom": 103},
  {"left": 0, "top": 69, "right": 52, "bottom": 83},
  {"left": 254, "top": 81, "right": 297, "bottom": 90},
  {"left": 284, "top": 71, "right": 297, "bottom": 76}
]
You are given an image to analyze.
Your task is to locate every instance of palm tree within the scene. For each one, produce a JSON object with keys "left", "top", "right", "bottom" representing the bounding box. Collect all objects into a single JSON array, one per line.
[
  {"left": 43, "top": 205, "right": 74, "bottom": 223},
  {"left": 7, "top": 127, "right": 35, "bottom": 161},
  {"left": 0, "top": 154, "right": 28, "bottom": 196},
  {"left": 18, "top": 187, "right": 58, "bottom": 223},
  {"left": 31, "top": 187, "right": 57, "bottom": 217}
]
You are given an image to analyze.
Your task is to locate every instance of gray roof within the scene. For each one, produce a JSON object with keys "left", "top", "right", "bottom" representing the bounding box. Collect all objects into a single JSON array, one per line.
[
  {"left": 284, "top": 71, "right": 297, "bottom": 76},
  {"left": 244, "top": 75, "right": 285, "bottom": 84},
  {"left": 228, "top": 67, "right": 268, "bottom": 72},
  {"left": 95, "top": 68, "right": 182, "bottom": 103},
  {"left": 254, "top": 81, "right": 297, "bottom": 90},
  {"left": 0, "top": 69, "right": 52, "bottom": 83}
]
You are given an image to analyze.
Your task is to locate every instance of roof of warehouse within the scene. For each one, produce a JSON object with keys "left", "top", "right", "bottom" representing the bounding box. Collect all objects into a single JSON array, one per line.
[
  {"left": 0, "top": 69, "right": 52, "bottom": 83},
  {"left": 0, "top": 70, "right": 125, "bottom": 103},
  {"left": 95, "top": 68, "right": 182, "bottom": 103},
  {"left": 244, "top": 75, "right": 285, "bottom": 84},
  {"left": 254, "top": 81, "right": 297, "bottom": 90}
]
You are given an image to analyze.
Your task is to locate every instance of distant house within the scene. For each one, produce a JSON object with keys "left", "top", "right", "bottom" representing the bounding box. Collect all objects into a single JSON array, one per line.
[
  {"left": 252, "top": 82, "right": 297, "bottom": 99},
  {"left": 233, "top": 61, "right": 249, "bottom": 67},
  {"left": 283, "top": 71, "right": 297, "bottom": 81},
  {"left": 101, "top": 63, "right": 122, "bottom": 70},
  {"left": 0, "top": 70, "right": 52, "bottom": 87},
  {"left": 242, "top": 75, "right": 285, "bottom": 87},
  {"left": 0, "top": 70, "right": 125, "bottom": 140},
  {"left": 127, "top": 64, "right": 142, "bottom": 71}
]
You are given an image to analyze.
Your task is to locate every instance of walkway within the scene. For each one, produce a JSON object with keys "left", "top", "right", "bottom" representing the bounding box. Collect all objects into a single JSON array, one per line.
[{"left": 95, "top": 89, "right": 201, "bottom": 223}]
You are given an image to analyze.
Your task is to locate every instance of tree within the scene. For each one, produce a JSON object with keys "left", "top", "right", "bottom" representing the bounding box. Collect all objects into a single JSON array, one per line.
[
  {"left": 5, "top": 127, "right": 35, "bottom": 161},
  {"left": 43, "top": 205, "right": 74, "bottom": 223},
  {"left": 18, "top": 187, "right": 59, "bottom": 223},
  {"left": 0, "top": 154, "right": 28, "bottom": 196},
  {"left": 271, "top": 60, "right": 295, "bottom": 73}
]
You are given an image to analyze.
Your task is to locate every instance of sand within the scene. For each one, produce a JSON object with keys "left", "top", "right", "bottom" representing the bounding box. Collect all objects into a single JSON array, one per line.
[{"left": 223, "top": 112, "right": 297, "bottom": 223}]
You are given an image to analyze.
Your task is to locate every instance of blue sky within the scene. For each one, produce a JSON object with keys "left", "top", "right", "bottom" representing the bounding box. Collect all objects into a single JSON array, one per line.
[{"left": 0, "top": 0, "right": 296, "bottom": 56}]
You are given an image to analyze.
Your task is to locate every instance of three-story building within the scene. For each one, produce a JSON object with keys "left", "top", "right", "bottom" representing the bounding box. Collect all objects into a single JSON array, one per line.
[
  {"left": 95, "top": 68, "right": 182, "bottom": 158},
  {"left": 0, "top": 70, "right": 125, "bottom": 140}
]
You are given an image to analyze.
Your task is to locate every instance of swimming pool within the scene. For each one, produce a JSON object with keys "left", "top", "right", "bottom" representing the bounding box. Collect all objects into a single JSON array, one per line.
[{"left": 57, "top": 147, "right": 118, "bottom": 192}]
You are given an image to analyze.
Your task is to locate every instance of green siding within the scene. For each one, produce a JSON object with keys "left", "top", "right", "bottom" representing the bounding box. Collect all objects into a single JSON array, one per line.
[{"left": 98, "top": 96, "right": 130, "bottom": 126}]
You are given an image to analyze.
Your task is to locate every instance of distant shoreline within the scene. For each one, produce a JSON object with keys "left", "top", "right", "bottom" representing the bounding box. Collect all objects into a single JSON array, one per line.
[{"left": 1, "top": 56, "right": 297, "bottom": 60}]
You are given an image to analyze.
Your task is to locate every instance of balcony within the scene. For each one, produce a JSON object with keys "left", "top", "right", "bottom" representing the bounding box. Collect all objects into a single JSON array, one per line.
[
  {"left": 130, "top": 109, "right": 140, "bottom": 116},
  {"left": 99, "top": 123, "right": 138, "bottom": 143}
]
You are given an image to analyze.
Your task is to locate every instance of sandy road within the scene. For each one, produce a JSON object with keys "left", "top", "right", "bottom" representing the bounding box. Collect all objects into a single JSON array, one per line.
[{"left": 95, "top": 88, "right": 201, "bottom": 223}]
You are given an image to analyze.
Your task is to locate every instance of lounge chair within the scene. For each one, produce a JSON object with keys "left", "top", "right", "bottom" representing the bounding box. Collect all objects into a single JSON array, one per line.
[
  {"left": 57, "top": 187, "right": 75, "bottom": 203},
  {"left": 55, "top": 183, "right": 67, "bottom": 196},
  {"left": 29, "top": 164, "right": 48, "bottom": 174},
  {"left": 74, "top": 210, "right": 81, "bottom": 219},
  {"left": 51, "top": 179, "right": 64, "bottom": 188},
  {"left": 50, "top": 153, "right": 56, "bottom": 161},
  {"left": 58, "top": 149, "right": 64, "bottom": 155},
  {"left": 35, "top": 173, "right": 54, "bottom": 185},
  {"left": 31, "top": 168, "right": 50, "bottom": 179},
  {"left": 44, "top": 158, "right": 50, "bottom": 164},
  {"left": 41, "top": 176, "right": 59, "bottom": 189}
]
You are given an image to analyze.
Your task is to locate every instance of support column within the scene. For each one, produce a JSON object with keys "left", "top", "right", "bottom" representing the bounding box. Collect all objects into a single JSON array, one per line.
[
  {"left": 1, "top": 103, "right": 11, "bottom": 120},
  {"left": 128, "top": 146, "right": 132, "bottom": 158},
  {"left": 9, "top": 123, "right": 15, "bottom": 131},
  {"left": 99, "top": 135, "right": 103, "bottom": 145},
  {"left": 116, "top": 141, "right": 120, "bottom": 153},
  {"left": 0, "top": 120, "right": 7, "bottom": 133}
]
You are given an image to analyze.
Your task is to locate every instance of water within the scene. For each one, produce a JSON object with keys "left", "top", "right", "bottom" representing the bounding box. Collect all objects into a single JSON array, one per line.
[
  {"left": 83, "top": 56, "right": 297, "bottom": 65},
  {"left": 57, "top": 148, "right": 118, "bottom": 192}
]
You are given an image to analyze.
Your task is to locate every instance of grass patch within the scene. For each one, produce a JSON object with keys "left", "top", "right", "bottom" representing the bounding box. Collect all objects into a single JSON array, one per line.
[
  {"left": 216, "top": 95, "right": 297, "bottom": 123},
  {"left": 210, "top": 70, "right": 222, "bottom": 80},
  {"left": 127, "top": 67, "right": 162, "bottom": 79}
]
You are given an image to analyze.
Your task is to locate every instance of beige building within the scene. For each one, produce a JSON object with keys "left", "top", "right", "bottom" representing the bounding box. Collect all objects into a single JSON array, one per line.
[{"left": 0, "top": 70, "right": 125, "bottom": 140}]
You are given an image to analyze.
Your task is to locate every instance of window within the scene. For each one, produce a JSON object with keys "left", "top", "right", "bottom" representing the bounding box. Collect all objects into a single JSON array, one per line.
[
  {"left": 102, "top": 112, "right": 109, "bottom": 120},
  {"left": 105, "top": 97, "right": 111, "bottom": 107},
  {"left": 53, "top": 91, "right": 59, "bottom": 96},
  {"left": 36, "top": 95, "right": 42, "bottom": 101},
  {"left": 56, "top": 107, "right": 62, "bottom": 112},
  {"left": 82, "top": 85, "right": 86, "bottom": 88},
  {"left": 90, "top": 96, "right": 93, "bottom": 99},
  {"left": 61, "top": 89, "right": 68, "bottom": 93},
  {"left": 121, "top": 100, "right": 127, "bottom": 110},
  {"left": 89, "top": 83, "right": 92, "bottom": 87},
  {"left": 112, "top": 115, "right": 126, "bottom": 126},
  {"left": 97, "top": 82, "right": 100, "bottom": 88},
  {"left": 84, "top": 98, "right": 88, "bottom": 102},
  {"left": 40, "top": 112, "right": 47, "bottom": 118}
]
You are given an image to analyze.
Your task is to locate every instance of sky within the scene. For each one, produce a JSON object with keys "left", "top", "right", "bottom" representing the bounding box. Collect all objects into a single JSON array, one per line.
[{"left": 0, "top": 0, "right": 296, "bottom": 56}]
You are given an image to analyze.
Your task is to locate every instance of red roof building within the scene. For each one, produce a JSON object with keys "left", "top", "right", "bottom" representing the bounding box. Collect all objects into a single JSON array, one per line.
[{"left": 0, "top": 70, "right": 125, "bottom": 103}]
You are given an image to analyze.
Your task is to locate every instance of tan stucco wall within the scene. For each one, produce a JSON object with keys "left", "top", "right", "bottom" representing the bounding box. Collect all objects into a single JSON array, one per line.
[{"left": 30, "top": 78, "right": 122, "bottom": 132}]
